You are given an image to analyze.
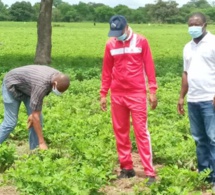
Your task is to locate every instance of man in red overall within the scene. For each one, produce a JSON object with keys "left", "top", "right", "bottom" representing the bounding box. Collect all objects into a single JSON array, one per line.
[{"left": 100, "top": 15, "right": 158, "bottom": 184}]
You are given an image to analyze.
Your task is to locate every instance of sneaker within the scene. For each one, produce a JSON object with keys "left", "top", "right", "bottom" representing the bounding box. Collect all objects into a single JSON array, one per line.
[
  {"left": 117, "top": 169, "right": 136, "bottom": 179},
  {"left": 145, "top": 176, "right": 156, "bottom": 186}
]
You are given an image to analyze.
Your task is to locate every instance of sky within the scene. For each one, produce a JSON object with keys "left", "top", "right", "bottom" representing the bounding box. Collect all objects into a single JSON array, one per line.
[{"left": 2, "top": 0, "right": 204, "bottom": 9}]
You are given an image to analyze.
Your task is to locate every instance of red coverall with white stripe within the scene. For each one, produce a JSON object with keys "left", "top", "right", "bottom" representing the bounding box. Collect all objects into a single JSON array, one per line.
[{"left": 100, "top": 29, "right": 158, "bottom": 177}]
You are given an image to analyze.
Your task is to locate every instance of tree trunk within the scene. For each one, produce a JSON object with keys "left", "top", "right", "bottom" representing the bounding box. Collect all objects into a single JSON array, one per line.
[{"left": 34, "top": 0, "right": 53, "bottom": 65}]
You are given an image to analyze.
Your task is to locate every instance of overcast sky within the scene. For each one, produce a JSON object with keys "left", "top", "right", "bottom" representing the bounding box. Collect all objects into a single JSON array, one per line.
[{"left": 2, "top": 0, "right": 209, "bottom": 9}]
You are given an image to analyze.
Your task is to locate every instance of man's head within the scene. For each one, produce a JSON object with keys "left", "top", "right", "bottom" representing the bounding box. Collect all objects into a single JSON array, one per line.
[
  {"left": 52, "top": 73, "right": 70, "bottom": 95},
  {"left": 188, "top": 12, "right": 207, "bottom": 39},
  {"left": 108, "top": 15, "right": 129, "bottom": 40}
]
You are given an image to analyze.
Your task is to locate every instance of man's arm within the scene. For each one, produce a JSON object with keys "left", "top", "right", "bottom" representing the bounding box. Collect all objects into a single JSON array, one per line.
[
  {"left": 28, "top": 87, "right": 49, "bottom": 149},
  {"left": 177, "top": 71, "right": 188, "bottom": 115},
  {"left": 28, "top": 111, "right": 47, "bottom": 150},
  {"left": 142, "top": 38, "right": 158, "bottom": 110},
  {"left": 100, "top": 44, "right": 114, "bottom": 97},
  {"left": 100, "top": 43, "right": 114, "bottom": 111}
]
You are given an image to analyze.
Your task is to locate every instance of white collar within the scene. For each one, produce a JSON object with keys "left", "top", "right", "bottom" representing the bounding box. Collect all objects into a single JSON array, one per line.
[
  {"left": 125, "top": 27, "right": 133, "bottom": 41},
  {"left": 191, "top": 31, "right": 211, "bottom": 45}
]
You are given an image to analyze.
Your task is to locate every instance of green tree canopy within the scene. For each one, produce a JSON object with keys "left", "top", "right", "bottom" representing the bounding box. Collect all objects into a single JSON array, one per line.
[
  {"left": 9, "top": 1, "right": 34, "bottom": 21},
  {"left": 95, "top": 5, "right": 115, "bottom": 22},
  {"left": 0, "top": 0, "right": 9, "bottom": 20},
  {"left": 0, "top": 0, "right": 214, "bottom": 23}
]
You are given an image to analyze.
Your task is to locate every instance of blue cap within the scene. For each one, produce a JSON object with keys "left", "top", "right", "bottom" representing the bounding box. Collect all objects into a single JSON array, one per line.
[{"left": 108, "top": 15, "right": 127, "bottom": 37}]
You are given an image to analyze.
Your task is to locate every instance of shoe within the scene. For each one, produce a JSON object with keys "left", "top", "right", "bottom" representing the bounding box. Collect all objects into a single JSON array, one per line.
[
  {"left": 118, "top": 169, "right": 135, "bottom": 179},
  {"left": 145, "top": 176, "right": 156, "bottom": 186}
]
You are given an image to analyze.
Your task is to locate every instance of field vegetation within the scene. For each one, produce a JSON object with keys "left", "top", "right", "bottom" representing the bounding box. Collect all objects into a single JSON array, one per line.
[{"left": 0, "top": 22, "right": 215, "bottom": 194}]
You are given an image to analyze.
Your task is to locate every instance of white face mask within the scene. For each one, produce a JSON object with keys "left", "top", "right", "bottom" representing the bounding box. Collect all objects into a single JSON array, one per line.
[
  {"left": 188, "top": 26, "right": 203, "bottom": 39},
  {"left": 52, "top": 86, "right": 62, "bottom": 96},
  {"left": 117, "top": 32, "right": 127, "bottom": 41}
]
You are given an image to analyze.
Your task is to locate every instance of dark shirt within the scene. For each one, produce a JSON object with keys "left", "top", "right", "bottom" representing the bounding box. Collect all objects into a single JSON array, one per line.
[{"left": 4, "top": 65, "right": 60, "bottom": 111}]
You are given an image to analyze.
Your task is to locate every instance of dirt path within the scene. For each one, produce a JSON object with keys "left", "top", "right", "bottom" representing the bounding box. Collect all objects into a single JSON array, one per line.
[{"left": 0, "top": 186, "right": 18, "bottom": 195}]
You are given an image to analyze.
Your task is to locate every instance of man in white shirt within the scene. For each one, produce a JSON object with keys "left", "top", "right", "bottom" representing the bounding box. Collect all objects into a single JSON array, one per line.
[{"left": 178, "top": 12, "right": 215, "bottom": 191}]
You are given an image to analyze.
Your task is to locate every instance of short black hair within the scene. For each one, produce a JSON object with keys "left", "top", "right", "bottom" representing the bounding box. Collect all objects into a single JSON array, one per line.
[{"left": 189, "top": 12, "right": 207, "bottom": 23}]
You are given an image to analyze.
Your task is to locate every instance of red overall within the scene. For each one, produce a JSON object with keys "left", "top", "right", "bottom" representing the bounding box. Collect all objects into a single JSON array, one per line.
[{"left": 100, "top": 30, "right": 157, "bottom": 176}]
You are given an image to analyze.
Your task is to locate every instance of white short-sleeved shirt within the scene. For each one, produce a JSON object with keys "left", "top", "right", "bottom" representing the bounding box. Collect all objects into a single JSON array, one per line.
[{"left": 183, "top": 32, "right": 215, "bottom": 102}]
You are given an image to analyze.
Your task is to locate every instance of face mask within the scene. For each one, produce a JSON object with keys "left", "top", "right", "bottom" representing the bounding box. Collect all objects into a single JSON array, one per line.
[
  {"left": 188, "top": 26, "right": 203, "bottom": 39},
  {"left": 52, "top": 86, "right": 62, "bottom": 96},
  {"left": 117, "top": 32, "right": 127, "bottom": 41}
]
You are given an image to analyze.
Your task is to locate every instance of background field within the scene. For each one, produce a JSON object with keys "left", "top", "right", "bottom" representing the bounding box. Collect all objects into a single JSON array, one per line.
[{"left": 0, "top": 22, "right": 215, "bottom": 194}]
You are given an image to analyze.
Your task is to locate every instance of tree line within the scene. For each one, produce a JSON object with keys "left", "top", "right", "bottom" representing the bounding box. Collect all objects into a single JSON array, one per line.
[{"left": 1, "top": 0, "right": 215, "bottom": 23}]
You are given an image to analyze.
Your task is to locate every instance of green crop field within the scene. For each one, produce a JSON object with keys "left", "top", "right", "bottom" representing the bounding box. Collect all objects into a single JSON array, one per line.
[{"left": 0, "top": 22, "right": 215, "bottom": 194}]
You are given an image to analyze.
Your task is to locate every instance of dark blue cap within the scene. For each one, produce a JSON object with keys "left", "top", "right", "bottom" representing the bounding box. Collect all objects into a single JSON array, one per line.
[{"left": 108, "top": 15, "right": 127, "bottom": 37}]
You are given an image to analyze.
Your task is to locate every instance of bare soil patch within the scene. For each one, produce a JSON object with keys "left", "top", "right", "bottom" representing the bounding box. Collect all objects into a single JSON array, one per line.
[{"left": 0, "top": 186, "right": 19, "bottom": 195}]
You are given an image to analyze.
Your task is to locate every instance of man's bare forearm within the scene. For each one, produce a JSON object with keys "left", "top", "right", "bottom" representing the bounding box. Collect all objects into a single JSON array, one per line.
[
  {"left": 179, "top": 71, "right": 188, "bottom": 99},
  {"left": 32, "top": 111, "right": 45, "bottom": 144}
]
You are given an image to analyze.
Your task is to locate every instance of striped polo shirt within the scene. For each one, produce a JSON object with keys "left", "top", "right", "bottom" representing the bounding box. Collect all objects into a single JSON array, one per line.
[{"left": 4, "top": 65, "right": 60, "bottom": 111}]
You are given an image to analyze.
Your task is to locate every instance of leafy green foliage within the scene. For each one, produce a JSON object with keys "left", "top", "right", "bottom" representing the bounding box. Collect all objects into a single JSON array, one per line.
[
  {"left": 9, "top": 1, "right": 35, "bottom": 21},
  {"left": 1, "top": 0, "right": 215, "bottom": 23},
  {"left": 0, "top": 144, "right": 16, "bottom": 173},
  {"left": 0, "top": 22, "right": 214, "bottom": 194},
  {"left": 4, "top": 147, "right": 115, "bottom": 194},
  {"left": 133, "top": 166, "right": 210, "bottom": 195},
  {"left": 148, "top": 75, "right": 197, "bottom": 169}
]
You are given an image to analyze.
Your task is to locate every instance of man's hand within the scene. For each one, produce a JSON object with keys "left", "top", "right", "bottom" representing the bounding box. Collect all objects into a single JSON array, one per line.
[
  {"left": 39, "top": 142, "right": 48, "bottom": 150},
  {"left": 29, "top": 111, "right": 48, "bottom": 150},
  {"left": 100, "top": 97, "right": 107, "bottom": 111},
  {"left": 177, "top": 98, "right": 185, "bottom": 115},
  {"left": 27, "top": 114, "right": 33, "bottom": 129},
  {"left": 149, "top": 94, "right": 157, "bottom": 110}
]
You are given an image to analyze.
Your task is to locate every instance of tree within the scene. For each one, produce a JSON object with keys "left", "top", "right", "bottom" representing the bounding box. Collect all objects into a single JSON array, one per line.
[
  {"left": 204, "top": 7, "right": 215, "bottom": 22},
  {"left": 52, "top": 7, "right": 61, "bottom": 22},
  {"left": 184, "top": 0, "right": 211, "bottom": 8},
  {"left": 53, "top": 0, "right": 63, "bottom": 8},
  {"left": 74, "top": 2, "right": 94, "bottom": 21},
  {"left": 57, "top": 2, "right": 72, "bottom": 14},
  {"left": 130, "top": 7, "right": 148, "bottom": 23},
  {"left": 0, "top": 0, "right": 9, "bottom": 21},
  {"left": 63, "top": 8, "right": 80, "bottom": 22},
  {"left": 32, "top": 2, "right": 41, "bottom": 21},
  {"left": 95, "top": 5, "right": 114, "bottom": 22},
  {"left": 165, "top": 1, "right": 180, "bottom": 23},
  {"left": 113, "top": 5, "right": 132, "bottom": 21},
  {"left": 9, "top": 1, "right": 34, "bottom": 21},
  {"left": 34, "top": 0, "right": 53, "bottom": 65},
  {"left": 56, "top": 2, "right": 73, "bottom": 21},
  {"left": 196, "top": 0, "right": 211, "bottom": 8},
  {"left": 145, "top": 0, "right": 179, "bottom": 23}
]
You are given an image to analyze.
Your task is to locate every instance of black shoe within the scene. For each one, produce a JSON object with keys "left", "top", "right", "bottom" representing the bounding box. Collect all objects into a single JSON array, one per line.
[
  {"left": 146, "top": 176, "right": 156, "bottom": 186},
  {"left": 118, "top": 169, "right": 136, "bottom": 179}
]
